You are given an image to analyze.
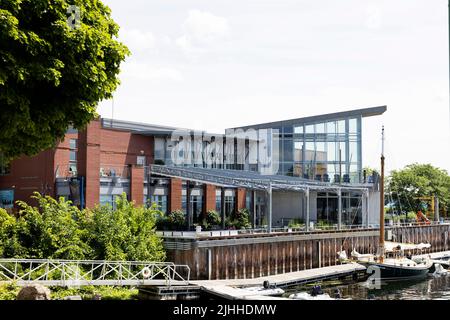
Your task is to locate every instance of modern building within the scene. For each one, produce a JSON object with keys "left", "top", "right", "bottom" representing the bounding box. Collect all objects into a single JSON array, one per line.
[{"left": 0, "top": 106, "right": 386, "bottom": 230}]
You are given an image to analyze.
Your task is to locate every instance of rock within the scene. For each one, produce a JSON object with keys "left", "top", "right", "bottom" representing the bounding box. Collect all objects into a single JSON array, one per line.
[
  {"left": 64, "top": 295, "right": 82, "bottom": 301},
  {"left": 17, "top": 284, "right": 51, "bottom": 300}
]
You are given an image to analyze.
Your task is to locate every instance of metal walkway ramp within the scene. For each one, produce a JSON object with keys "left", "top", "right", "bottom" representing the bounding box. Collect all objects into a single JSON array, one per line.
[{"left": 0, "top": 259, "right": 190, "bottom": 287}]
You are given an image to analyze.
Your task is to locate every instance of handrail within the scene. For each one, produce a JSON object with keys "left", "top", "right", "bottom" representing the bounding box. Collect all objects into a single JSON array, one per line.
[{"left": 0, "top": 259, "right": 190, "bottom": 287}]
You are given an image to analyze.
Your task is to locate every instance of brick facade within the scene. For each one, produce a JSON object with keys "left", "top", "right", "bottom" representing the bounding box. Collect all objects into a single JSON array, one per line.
[
  {"left": 236, "top": 188, "right": 247, "bottom": 212},
  {"left": 169, "top": 178, "right": 182, "bottom": 212},
  {"left": 130, "top": 165, "right": 144, "bottom": 206},
  {"left": 204, "top": 184, "right": 217, "bottom": 214}
]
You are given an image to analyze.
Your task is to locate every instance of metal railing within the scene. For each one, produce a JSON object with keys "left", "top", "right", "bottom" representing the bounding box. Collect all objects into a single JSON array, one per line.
[{"left": 0, "top": 259, "right": 190, "bottom": 287}]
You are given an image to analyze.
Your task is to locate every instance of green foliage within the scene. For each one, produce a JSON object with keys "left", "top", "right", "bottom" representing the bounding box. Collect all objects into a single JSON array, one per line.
[
  {"left": 0, "top": 0, "right": 129, "bottom": 159},
  {"left": 84, "top": 193, "right": 166, "bottom": 261},
  {"left": 387, "top": 164, "right": 450, "bottom": 215},
  {"left": 0, "top": 193, "right": 166, "bottom": 262},
  {"left": 201, "top": 210, "right": 221, "bottom": 230},
  {"left": 226, "top": 208, "right": 252, "bottom": 230},
  {"left": 316, "top": 220, "right": 333, "bottom": 229},
  {"left": 288, "top": 219, "right": 305, "bottom": 229},
  {"left": 51, "top": 286, "right": 138, "bottom": 300},
  {"left": 0, "top": 283, "right": 20, "bottom": 300},
  {"left": 0, "top": 284, "right": 138, "bottom": 300},
  {"left": 15, "top": 194, "right": 91, "bottom": 260},
  {"left": 407, "top": 211, "right": 418, "bottom": 221},
  {"left": 166, "top": 210, "right": 186, "bottom": 230}
]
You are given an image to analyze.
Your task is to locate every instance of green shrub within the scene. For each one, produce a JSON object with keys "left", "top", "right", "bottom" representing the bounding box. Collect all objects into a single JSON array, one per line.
[
  {"left": 407, "top": 211, "right": 418, "bottom": 221},
  {"left": 166, "top": 210, "right": 186, "bottom": 230},
  {"left": 202, "top": 210, "right": 221, "bottom": 230},
  {"left": 288, "top": 219, "right": 305, "bottom": 228},
  {"left": 226, "top": 208, "right": 252, "bottom": 230},
  {"left": 0, "top": 283, "right": 20, "bottom": 300},
  {"left": 0, "top": 192, "right": 166, "bottom": 263}
]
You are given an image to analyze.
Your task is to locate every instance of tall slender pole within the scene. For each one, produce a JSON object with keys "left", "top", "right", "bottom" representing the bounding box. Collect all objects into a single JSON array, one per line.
[{"left": 379, "top": 126, "right": 385, "bottom": 262}]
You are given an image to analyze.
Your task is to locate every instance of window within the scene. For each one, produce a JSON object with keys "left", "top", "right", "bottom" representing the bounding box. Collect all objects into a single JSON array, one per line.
[
  {"left": 225, "top": 195, "right": 235, "bottom": 217},
  {"left": 147, "top": 195, "right": 168, "bottom": 213},
  {"left": 216, "top": 194, "right": 222, "bottom": 213},
  {"left": 305, "top": 124, "right": 314, "bottom": 134},
  {"left": 294, "top": 125, "right": 304, "bottom": 134},
  {"left": 337, "top": 120, "right": 346, "bottom": 134},
  {"left": 69, "top": 139, "right": 78, "bottom": 176},
  {"left": 294, "top": 141, "right": 303, "bottom": 162},
  {"left": 327, "top": 121, "right": 336, "bottom": 134},
  {"left": 349, "top": 118, "right": 358, "bottom": 134},
  {"left": 316, "top": 122, "right": 326, "bottom": 134},
  {"left": 100, "top": 194, "right": 122, "bottom": 210}
]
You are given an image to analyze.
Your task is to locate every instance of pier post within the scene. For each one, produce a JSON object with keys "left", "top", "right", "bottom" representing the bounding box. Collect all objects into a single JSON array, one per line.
[
  {"left": 338, "top": 188, "right": 342, "bottom": 230},
  {"left": 268, "top": 183, "right": 273, "bottom": 233},
  {"left": 305, "top": 188, "right": 310, "bottom": 232}
]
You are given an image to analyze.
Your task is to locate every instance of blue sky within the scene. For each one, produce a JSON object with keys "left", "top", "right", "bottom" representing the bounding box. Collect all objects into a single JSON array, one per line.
[{"left": 98, "top": 0, "right": 450, "bottom": 173}]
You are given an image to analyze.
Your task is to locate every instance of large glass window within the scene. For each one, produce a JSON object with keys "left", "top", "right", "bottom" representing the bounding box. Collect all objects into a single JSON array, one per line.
[
  {"left": 294, "top": 125, "right": 304, "bottom": 134},
  {"left": 316, "top": 142, "right": 326, "bottom": 162},
  {"left": 69, "top": 139, "right": 77, "bottom": 176},
  {"left": 283, "top": 139, "right": 293, "bottom": 162},
  {"left": 304, "top": 142, "right": 315, "bottom": 161},
  {"left": 337, "top": 120, "right": 346, "bottom": 134},
  {"left": 316, "top": 122, "right": 326, "bottom": 134},
  {"left": 216, "top": 194, "right": 222, "bottom": 213},
  {"left": 305, "top": 124, "right": 314, "bottom": 134},
  {"left": 349, "top": 141, "right": 359, "bottom": 162},
  {"left": 349, "top": 118, "right": 358, "bottom": 134},
  {"left": 327, "top": 121, "right": 336, "bottom": 134},
  {"left": 294, "top": 141, "right": 303, "bottom": 162}
]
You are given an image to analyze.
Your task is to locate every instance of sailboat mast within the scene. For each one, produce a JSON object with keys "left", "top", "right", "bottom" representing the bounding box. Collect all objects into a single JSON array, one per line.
[{"left": 379, "top": 126, "right": 385, "bottom": 261}]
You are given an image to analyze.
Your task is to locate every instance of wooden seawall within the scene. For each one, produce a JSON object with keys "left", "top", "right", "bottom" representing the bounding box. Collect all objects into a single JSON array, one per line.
[{"left": 164, "top": 224, "right": 450, "bottom": 281}]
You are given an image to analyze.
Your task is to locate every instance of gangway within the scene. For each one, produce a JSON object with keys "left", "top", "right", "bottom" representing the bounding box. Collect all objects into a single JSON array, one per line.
[{"left": 0, "top": 259, "right": 190, "bottom": 287}]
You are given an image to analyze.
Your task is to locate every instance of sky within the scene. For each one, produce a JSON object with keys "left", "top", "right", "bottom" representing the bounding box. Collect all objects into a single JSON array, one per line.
[{"left": 98, "top": 0, "right": 450, "bottom": 174}]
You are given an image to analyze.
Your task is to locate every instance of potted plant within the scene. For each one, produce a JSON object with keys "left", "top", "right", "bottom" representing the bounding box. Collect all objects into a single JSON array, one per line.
[{"left": 167, "top": 210, "right": 186, "bottom": 231}]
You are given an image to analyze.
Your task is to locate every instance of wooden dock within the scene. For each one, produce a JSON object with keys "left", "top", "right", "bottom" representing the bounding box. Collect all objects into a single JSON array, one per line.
[{"left": 190, "top": 263, "right": 367, "bottom": 300}]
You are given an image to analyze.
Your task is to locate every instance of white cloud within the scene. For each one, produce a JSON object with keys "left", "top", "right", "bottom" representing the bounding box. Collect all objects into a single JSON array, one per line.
[
  {"left": 120, "top": 28, "right": 157, "bottom": 53},
  {"left": 176, "top": 10, "right": 231, "bottom": 54},
  {"left": 121, "top": 61, "right": 183, "bottom": 82}
]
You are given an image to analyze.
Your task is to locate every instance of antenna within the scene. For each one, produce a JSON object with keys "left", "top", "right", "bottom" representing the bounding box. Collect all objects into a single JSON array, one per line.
[{"left": 111, "top": 96, "right": 114, "bottom": 128}]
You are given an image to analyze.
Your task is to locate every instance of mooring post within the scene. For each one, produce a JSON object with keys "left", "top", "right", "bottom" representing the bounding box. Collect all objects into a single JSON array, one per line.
[
  {"left": 338, "top": 188, "right": 342, "bottom": 230},
  {"left": 268, "top": 183, "right": 273, "bottom": 233},
  {"left": 305, "top": 187, "right": 310, "bottom": 232}
]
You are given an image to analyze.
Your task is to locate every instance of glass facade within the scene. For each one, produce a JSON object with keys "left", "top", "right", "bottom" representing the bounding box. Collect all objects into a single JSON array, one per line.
[{"left": 277, "top": 117, "right": 362, "bottom": 183}]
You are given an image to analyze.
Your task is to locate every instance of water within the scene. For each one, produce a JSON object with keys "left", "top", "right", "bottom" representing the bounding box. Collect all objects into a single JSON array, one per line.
[{"left": 286, "top": 274, "right": 450, "bottom": 300}]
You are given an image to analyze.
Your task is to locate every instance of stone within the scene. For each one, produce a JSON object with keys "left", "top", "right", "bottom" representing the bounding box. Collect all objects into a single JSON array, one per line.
[
  {"left": 17, "top": 284, "right": 51, "bottom": 300},
  {"left": 64, "top": 295, "right": 82, "bottom": 301}
]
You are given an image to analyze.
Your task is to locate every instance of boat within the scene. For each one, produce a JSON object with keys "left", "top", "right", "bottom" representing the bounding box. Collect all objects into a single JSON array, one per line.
[
  {"left": 244, "top": 286, "right": 285, "bottom": 297},
  {"left": 289, "top": 286, "right": 343, "bottom": 300},
  {"left": 350, "top": 127, "right": 433, "bottom": 281}
]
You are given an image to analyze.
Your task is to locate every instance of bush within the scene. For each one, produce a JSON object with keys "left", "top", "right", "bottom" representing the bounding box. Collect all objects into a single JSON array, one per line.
[
  {"left": 201, "top": 210, "right": 222, "bottom": 230},
  {"left": 288, "top": 219, "right": 305, "bottom": 229},
  {"left": 407, "top": 211, "right": 418, "bottom": 221},
  {"left": 226, "top": 208, "right": 252, "bottom": 230},
  {"left": 166, "top": 210, "right": 186, "bottom": 231},
  {"left": 0, "top": 192, "right": 166, "bottom": 262}
]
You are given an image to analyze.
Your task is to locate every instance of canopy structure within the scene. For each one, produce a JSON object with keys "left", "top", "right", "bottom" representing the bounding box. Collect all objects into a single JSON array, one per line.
[
  {"left": 149, "top": 165, "right": 371, "bottom": 193},
  {"left": 149, "top": 165, "right": 372, "bottom": 233}
]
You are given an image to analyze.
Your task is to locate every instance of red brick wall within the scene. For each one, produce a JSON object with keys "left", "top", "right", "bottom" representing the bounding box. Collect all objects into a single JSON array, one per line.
[
  {"left": 99, "top": 128, "right": 153, "bottom": 169},
  {"left": 236, "top": 188, "right": 247, "bottom": 211},
  {"left": 169, "top": 178, "right": 182, "bottom": 212},
  {"left": 204, "top": 184, "right": 217, "bottom": 214},
  {"left": 78, "top": 120, "right": 101, "bottom": 208},
  {"left": 130, "top": 165, "right": 144, "bottom": 206},
  {"left": 0, "top": 149, "right": 55, "bottom": 207}
]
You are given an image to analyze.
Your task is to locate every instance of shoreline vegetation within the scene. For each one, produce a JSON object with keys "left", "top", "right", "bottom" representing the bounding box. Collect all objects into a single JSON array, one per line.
[{"left": 0, "top": 283, "right": 139, "bottom": 300}]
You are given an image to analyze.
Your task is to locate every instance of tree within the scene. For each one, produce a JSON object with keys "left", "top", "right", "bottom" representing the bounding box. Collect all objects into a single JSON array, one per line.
[
  {"left": 387, "top": 164, "right": 450, "bottom": 216},
  {"left": 0, "top": 0, "right": 129, "bottom": 160}
]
